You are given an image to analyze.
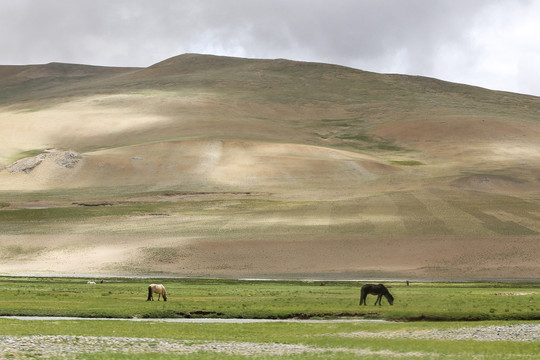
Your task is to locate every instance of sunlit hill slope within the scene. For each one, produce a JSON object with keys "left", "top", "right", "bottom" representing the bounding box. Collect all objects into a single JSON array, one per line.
[{"left": 0, "top": 54, "right": 538, "bottom": 279}]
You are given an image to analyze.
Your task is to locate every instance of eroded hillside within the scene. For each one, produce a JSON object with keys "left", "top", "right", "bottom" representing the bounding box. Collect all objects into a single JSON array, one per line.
[{"left": 0, "top": 54, "right": 539, "bottom": 279}]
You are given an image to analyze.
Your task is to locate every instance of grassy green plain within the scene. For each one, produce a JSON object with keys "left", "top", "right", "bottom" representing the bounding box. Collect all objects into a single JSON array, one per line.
[
  {"left": 0, "top": 277, "right": 539, "bottom": 321},
  {"left": 0, "top": 278, "right": 538, "bottom": 359}
]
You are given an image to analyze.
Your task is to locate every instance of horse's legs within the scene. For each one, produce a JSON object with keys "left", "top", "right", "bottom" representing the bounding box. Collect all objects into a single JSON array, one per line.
[{"left": 375, "top": 294, "right": 382, "bottom": 306}]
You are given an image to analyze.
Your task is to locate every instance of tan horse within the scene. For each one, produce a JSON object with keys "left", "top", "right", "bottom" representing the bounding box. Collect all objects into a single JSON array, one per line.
[{"left": 147, "top": 284, "right": 167, "bottom": 301}]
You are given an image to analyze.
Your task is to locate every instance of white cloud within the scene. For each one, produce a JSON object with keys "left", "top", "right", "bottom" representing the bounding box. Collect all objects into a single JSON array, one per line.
[{"left": 0, "top": 0, "right": 538, "bottom": 96}]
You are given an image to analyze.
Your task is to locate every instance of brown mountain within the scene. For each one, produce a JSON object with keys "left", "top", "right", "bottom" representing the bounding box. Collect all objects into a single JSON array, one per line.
[{"left": 0, "top": 54, "right": 538, "bottom": 279}]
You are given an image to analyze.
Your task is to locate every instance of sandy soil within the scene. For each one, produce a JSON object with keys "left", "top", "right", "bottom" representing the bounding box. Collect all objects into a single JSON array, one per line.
[
  {"left": 1, "top": 234, "right": 538, "bottom": 280},
  {"left": 142, "top": 236, "right": 540, "bottom": 280},
  {"left": 0, "top": 95, "right": 176, "bottom": 165},
  {"left": 0, "top": 136, "right": 538, "bottom": 280},
  {"left": 0, "top": 139, "right": 396, "bottom": 198}
]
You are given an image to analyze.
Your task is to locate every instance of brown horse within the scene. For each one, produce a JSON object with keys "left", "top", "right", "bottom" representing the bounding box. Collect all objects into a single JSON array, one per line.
[
  {"left": 147, "top": 284, "right": 167, "bottom": 301},
  {"left": 359, "top": 283, "right": 394, "bottom": 306}
]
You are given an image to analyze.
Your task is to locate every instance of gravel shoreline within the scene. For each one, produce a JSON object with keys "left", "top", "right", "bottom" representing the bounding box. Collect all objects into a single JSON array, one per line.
[
  {"left": 0, "top": 336, "right": 323, "bottom": 358},
  {"left": 0, "top": 324, "right": 537, "bottom": 358},
  {"left": 0, "top": 335, "right": 428, "bottom": 358},
  {"left": 336, "top": 323, "right": 540, "bottom": 342}
]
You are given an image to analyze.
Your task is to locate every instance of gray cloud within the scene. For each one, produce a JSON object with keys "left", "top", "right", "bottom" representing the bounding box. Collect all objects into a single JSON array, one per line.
[{"left": 1, "top": 0, "right": 539, "bottom": 96}]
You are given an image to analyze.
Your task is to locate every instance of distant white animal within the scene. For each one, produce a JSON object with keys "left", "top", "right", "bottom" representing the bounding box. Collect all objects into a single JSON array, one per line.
[
  {"left": 87, "top": 281, "right": 96, "bottom": 284},
  {"left": 147, "top": 284, "right": 167, "bottom": 301}
]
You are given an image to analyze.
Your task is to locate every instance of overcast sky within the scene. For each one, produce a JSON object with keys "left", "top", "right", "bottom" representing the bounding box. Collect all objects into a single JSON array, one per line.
[{"left": 1, "top": 0, "right": 540, "bottom": 96}]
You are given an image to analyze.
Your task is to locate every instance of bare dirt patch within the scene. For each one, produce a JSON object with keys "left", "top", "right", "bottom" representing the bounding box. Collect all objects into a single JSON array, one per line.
[
  {"left": 0, "top": 95, "right": 171, "bottom": 165},
  {"left": 451, "top": 174, "right": 532, "bottom": 193},
  {"left": 0, "top": 235, "right": 192, "bottom": 276},
  {"left": 494, "top": 292, "right": 540, "bottom": 296},
  {"left": 119, "top": 235, "right": 540, "bottom": 280},
  {"left": 0, "top": 140, "right": 397, "bottom": 198},
  {"left": 374, "top": 116, "right": 538, "bottom": 143}
]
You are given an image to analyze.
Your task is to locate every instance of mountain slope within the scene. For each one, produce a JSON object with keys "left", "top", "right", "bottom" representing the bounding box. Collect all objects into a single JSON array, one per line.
[{"left": 0, "top": 54, "right": 538, "bottom": 279}]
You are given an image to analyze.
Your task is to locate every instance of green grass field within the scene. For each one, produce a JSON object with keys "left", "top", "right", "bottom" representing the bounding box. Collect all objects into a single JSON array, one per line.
[
  {"left": 0, "top": 277, "right": 538, "bottom": 321},
  {"left": 0, "top": 278, "right": 538, "bottom": 359}
]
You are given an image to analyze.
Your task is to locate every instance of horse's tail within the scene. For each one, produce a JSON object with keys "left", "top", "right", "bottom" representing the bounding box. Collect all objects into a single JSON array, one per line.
[
  {"left": 359, "top": 286, "right": 366, "bottom": 305},
  {"left": 147, "top": 285, "right": 152, "bottom": 301}
]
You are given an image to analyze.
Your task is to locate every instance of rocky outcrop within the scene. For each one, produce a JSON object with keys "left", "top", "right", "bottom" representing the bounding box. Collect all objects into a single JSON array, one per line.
[{"left": 6, "top": 150, "right": 80, "bottom": 173}]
